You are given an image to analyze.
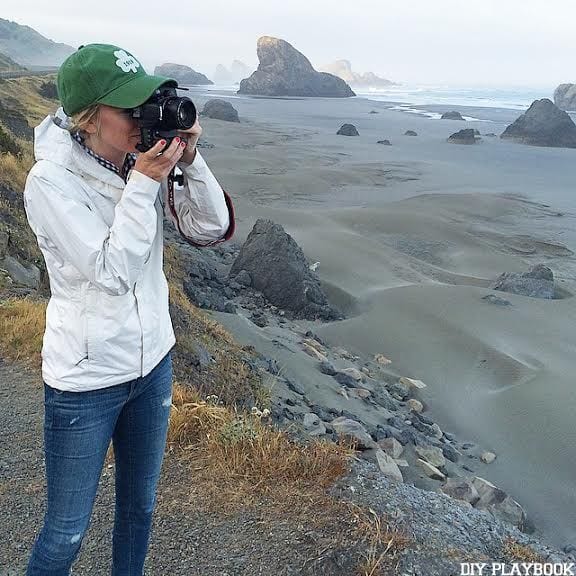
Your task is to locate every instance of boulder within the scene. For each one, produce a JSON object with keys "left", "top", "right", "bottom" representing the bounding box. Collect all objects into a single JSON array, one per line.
[
  {"left": 481, "top": 451, "right": 496, "bottom": 464},
  {"left": 416, "top": 459, "right": 446, "bottom": 481},
  {"left": 0, "top": 255, "right": 40, "bottom": 289},
  {"left": 377, "top": 139, "right": 392, "bottom": 145},
  {"left": 447, "top": 128, "right": 480, "bottom": 144},
  {"left": 441, "top": 111, "right": 465, "bottom": 120},
  {"left": 375, "top": 449, "right": 404, "bottom": 483},
  {"left": 492, "top": 264, "right": 555, "bottom": 299},
  {"left": 302, "top": 342, "right": 328, "bottom": 362},
  {"left": 377, "top": 437, "right": 404, "bottom": 459},
  {"left": 554, "top": 83, "right": 576, "bottom": 111},
  {"left": 415, "top": 445, "right": 446, "bottom": 468},
  {"left": 201, "top": 99, "right": 240, "bottom": 122},
  {"left": 472, "top": 476, "right": 527, "bottom": 529},
  {"left": 337, "top": 123, "right": 359, "bottom": 136},
  {"left": 338, "top": 367, "right": 364, "bottom": 381},
  {"left": 441, "top": 477, "right": 480, "bottom": 505},
  {"left": 303, "top": 413, "right": 327, "bottom": 437},
  {"left": 372, "top": 385, "right": 399, "bottom": 411},
  {"left": 229, "top": 219, "right": 341, "bottom": 320},
  {"left": 501, "top": 99, "right": 576, "bottom": 148},
  {"left": 154, "top": 63, "right": 213, "bottom": 85},
  {"left": 374, "top": 353, "right": 392, "bottom": 366},
  {"left": 238, "top": 36, "right": 355, "bottom": 98},
  {"left": 348, "top": 388, "right": 371, "bottom": 400},
  {"left": 331, "top": 417, "right": 377, "bottom": 449},
  {"left": 399, "top": 376, "right": 427, "bottom": 390},
  {"left": 318, "top": 360, "right": 337, "bottom": 376},
  {"left": 407, "top": 399, "right": 424, "bottom": 413},
  {"left": 404, "top": 130, "right": 417, "bottom": 136}
]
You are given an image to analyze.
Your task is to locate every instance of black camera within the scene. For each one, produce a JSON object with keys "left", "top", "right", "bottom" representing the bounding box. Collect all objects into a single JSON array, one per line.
[{"left": 130, "top": 85, "right": 197, "bottom": 152}]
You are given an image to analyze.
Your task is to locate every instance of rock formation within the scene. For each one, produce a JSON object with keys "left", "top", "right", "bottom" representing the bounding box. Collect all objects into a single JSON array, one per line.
[
  {"left": 492, "top": 264, "right": 555, "bottom": 299},
  {"left": 229, "top": 219, "right": 342, "bottom": 320},
  {"left": 213, "top": 60, "right": 252, "bottom": 84},
  {"left": 500, "top": 99, "right": 576, "bottom": 148},
  {"left": 318, "top": 60, "right": 394, "bottom": 87},
  {"left": 201, "top": 99, "right": 240, "bottom": 122},
  {"left": 337, "top": 123, "right": 359, "bottom": 136},
  {"left": 154, "top": 63, "right": 213, "bottom": 86},
  {"left": 447, "top": 129, "right": 480, "bottom": 144},
  {"left": 553, "top": 84, "right": 576, "bottom": 111},
  {"left": 441, "top": 111, "right": 465, "bottom": 120},
  {"left": 238, "top": 36, "right": 355, "bottom": 98}
]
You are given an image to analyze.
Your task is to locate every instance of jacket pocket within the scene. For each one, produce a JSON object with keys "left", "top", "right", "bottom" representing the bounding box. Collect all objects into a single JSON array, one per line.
[{"left": 46, "top": 296, "right": 89, "bottom": 368}]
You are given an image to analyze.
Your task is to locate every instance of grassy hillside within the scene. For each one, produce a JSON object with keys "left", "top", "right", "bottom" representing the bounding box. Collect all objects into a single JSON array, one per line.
[{"left": 0, "top": 75, "right": 56, "bottom": 291}]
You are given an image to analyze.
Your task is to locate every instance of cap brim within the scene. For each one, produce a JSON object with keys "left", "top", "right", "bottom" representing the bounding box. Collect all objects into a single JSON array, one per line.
[{"left": 97, "top": 74, "right": 178, "bottom": 108}]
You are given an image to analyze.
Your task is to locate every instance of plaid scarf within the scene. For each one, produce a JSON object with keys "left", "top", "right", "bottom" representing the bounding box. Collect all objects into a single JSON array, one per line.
[{"left": 72, "top": 131, "right": 136, "bottom": 183}]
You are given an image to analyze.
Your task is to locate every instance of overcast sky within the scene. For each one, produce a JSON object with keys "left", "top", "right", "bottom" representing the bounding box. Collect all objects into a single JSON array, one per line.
[{"left": 3, "top": 0, "right": 573, "bottom": 88}]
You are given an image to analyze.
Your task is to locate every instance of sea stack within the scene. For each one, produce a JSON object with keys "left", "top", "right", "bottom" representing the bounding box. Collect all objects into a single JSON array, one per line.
[
  {"left": 501, "top": 98, "right": 576, "bottom": 148},
  {"left": 238, "top": 36, "right": 355, "bottom": 98}
]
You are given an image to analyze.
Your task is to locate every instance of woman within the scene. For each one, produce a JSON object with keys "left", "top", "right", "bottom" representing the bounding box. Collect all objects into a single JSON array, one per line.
[{"left": 23, "top": 44, "right": 235, "bottom": 575}]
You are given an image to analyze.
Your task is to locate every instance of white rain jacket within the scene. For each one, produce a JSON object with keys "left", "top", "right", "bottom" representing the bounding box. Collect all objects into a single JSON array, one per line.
[{"left": 23, "top": 110, "right": 235, "bottom": 392}]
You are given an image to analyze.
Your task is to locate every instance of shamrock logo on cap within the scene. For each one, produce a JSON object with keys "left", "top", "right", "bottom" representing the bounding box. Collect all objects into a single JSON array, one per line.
[{"left": 114, "top": 49, "right": 140, "bottom": 73}]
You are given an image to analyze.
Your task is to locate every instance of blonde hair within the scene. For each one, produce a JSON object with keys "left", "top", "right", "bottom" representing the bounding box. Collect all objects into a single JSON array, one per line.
[{"left": 69, "top": 104, "right": 101, "bottom": 137}]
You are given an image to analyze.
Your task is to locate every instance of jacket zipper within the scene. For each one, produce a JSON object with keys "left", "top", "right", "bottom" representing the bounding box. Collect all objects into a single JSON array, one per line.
[{"left": 133, "top": 286, "right": 144, "bottom": 376}]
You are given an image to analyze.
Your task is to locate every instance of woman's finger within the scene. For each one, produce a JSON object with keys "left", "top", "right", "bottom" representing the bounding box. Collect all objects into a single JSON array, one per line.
[{"left": 163, "top": 138, "right": 186, "bottom": 163}]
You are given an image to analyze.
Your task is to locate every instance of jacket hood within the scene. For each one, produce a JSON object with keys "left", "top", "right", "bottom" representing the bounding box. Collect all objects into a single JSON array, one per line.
[{"left": 34, "top": 108, "right": 126, "bottom": 189}]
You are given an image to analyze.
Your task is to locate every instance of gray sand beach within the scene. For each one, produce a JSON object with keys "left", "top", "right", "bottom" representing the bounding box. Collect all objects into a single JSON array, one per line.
[{"left": 187, "top": 89, "right": 576, "bottom": 550}]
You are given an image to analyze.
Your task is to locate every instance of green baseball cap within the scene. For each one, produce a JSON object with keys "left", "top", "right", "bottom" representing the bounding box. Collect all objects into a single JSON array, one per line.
[{"left": 57, "top": 43, "right": 178, "bottom": 116}]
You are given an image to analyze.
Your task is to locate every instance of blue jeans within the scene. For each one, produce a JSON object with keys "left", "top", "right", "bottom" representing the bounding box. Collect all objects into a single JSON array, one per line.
[{"left": 26, "top": 352, "right": 173, "bottom": 576}]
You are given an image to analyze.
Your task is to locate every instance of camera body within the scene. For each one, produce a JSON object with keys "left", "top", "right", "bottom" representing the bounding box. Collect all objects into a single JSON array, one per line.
[{"left": 130, "top": 85, "right": 197, "bottom": 152}]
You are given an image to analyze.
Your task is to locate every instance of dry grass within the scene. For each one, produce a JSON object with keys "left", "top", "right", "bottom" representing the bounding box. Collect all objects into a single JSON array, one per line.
[
  {"left": 501, "top": 537, "right": 545, "bottom": 563},
  {"left": 0, "top": 75, "right": 58, "bottom": 127},
  {"left": 0, "top": 148, "right": 34, "bottom": 192},
  {"left": 167, "top": 381, "right": 353, "bottom": 508},
  {"left": 165, "top": 383, "right": 413, "bottom": 575},
  {"left": 351, "top": 505, "right": 411, "bottom": 576},
  {"left": 0, "top": 297, "right": 45, "bottom": 366}
]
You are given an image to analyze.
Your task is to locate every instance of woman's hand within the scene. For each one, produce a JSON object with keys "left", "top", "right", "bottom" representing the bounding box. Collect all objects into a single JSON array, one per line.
[
  {"left": 134, "top": 137, "right": 186, "bottom": 182},
  {"left": 176, "top": 117, "right": 203, "bottom": 165}
]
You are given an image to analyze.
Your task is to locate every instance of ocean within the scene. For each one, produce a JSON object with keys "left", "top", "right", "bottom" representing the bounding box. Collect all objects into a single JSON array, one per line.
[
  {"left": 190, "top": 83, "right": 559, "bottom": 121},
  {"left": 353, "top": 84, "right": 556, "bottom": 111}
]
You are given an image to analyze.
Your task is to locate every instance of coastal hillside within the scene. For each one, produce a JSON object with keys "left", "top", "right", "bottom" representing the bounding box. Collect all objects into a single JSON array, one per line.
[
  {"left": 0, "top": 74, "right": 571, "bottom": 575},
  {"left": 0, "top": 18, "right": 74, "bottom": 67}
]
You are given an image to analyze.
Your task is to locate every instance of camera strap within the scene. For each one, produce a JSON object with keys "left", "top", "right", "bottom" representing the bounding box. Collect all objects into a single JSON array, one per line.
[{"left": 166, "top": 167, "right": 235, "bottom": 247}]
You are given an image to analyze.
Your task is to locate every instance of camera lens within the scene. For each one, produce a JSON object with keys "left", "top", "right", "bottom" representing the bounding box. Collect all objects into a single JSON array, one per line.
[
  {"left": 177, "top": 99, "right": 196, "bottom": 128},
  {"left": 163, "top": 97, "right": 196, "bottom": 130}
]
